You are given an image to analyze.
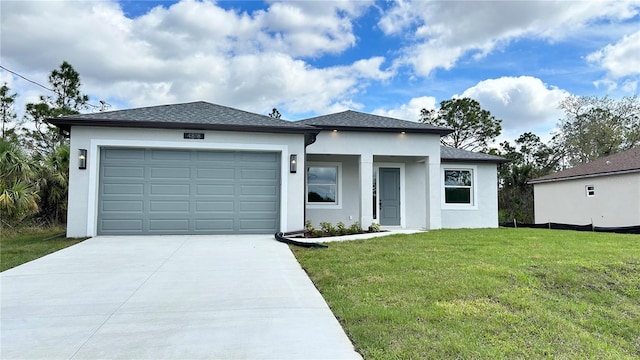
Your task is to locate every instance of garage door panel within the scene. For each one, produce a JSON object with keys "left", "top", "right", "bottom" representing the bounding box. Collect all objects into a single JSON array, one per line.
[
  {"left": 239, "top": 219, "right": 277, "bottom": 231},
  {"left": 196, "top": 151, "right": 235, "bottom": 162},
  {"left": 103, "top": 183, "right": 144, "bottom": 195},
  {"left": 98, "top": 148, "right": 280, "bottom": 235},
  {"left": 196, "top": 201, "right": 234, "bottom": 212},
  {"left": 151, "top": 167, "right": 191, "bottom": 179},
  {"left": 239, "top": 201, "right": 277, "bottom": 212},
  {"left": 196, "top": 184, "right": 234, "bottom": 195},
  {"left": 241, "top": 168, "right": 278, "bottom": 180},
  {"left": 104, "top": 148, "right": 145, "bottom": 160},
  {"left": 102, "top": 219, "right": 143, "bottom": 231},
  {"left": 103, "top": 166, "right": 145, "bottom": 178},
  {"left": 196, "top": 168, "right": 235, "bottom": 180},
  {"left": 149, "top": 219, "right": 190, "bottom": 231},
  {"left": 240, "top": 185, "right": 277, "bottom": 196},
  {"left": 150, "top": 184, "right": 191, "bottom": 195},
  {"left": 102, "top": 200, "right": 144, "bottom": 212},
  {"left": 149, "top": 201, "right": 190, "bottom": 212},
  {"left": 195, "top": 219, "right": 234, "bottom": 230},
  {"left": 151, "top": 150, "right": 191, "bottom": 161}
]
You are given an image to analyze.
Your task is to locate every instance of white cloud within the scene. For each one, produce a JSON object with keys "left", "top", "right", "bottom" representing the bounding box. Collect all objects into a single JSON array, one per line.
[
  {"left": 459, "top": 76, "right": 570, "bottom": 139},
  {"left": 258, "top": 0, "right": 372, "bottom": 57},
  {"left": 0, "top": 0, "right": 385, "bottom": 117},
  {"left": 373, "top": 96, "right": 437, "bottom": 122},
  {"left": 587, "top": 30, "right": 640, "bottom": 91},
  {"left": 381, "top": 0, "right": 640, "bottom": 76}
]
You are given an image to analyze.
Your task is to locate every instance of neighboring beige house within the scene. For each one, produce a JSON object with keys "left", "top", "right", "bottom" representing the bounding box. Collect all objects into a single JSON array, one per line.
[{"left": 529, "top": 147, "right": 640, "bottom": 227}]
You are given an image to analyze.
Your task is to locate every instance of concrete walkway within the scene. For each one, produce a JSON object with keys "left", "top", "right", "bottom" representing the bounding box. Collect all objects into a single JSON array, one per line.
[{"left": 1, "top": 235, "right": 362, "bottom": 359}]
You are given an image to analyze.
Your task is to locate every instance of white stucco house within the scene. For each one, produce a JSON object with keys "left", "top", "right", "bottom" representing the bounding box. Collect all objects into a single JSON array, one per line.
[
  {"left": 530, "top": 147, "right": 640, "bottom": 227},
  {"left": 48, "top": 101, "right": 508, "bottom": 237}
]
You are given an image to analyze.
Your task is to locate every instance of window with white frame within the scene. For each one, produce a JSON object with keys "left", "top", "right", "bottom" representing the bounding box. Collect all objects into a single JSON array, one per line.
[
  {"left": 307, "top": 165, "right": 339, "bottom": 204},
  {"left": 585, "top": 185, "right": 595, "bottom": 197},
  {"left": 444, "top": 169, "right": 473, "bottom": 204}
]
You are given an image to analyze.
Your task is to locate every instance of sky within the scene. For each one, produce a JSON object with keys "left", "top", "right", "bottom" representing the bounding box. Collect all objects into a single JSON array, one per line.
[{"left": 1, "top": 0, "right": 639, "bottom": 145}]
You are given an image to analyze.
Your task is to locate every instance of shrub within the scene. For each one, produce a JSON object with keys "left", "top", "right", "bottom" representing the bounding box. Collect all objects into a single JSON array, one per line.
[
  {"left": 305, "top": 220, "right": 368, "bottom": 237},
  {"left": 336, "top": 221, "right": 348, "bottom": 235},
  {"left": 305, "top": 220, "right": 315, "bottom": 233},
  {"left": 319, "top": 222, "right": 335, "bottom": 236},
  {"left": 368, "top": 222, "right": 381, "bottom": 233},
  {"left": 349, "top": 221, "right": 363, "bottom": 234}
]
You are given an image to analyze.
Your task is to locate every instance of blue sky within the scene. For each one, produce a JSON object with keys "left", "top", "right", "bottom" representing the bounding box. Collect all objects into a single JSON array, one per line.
[{"left": 1, "top": 0, "right": 639, "bottom": 144}]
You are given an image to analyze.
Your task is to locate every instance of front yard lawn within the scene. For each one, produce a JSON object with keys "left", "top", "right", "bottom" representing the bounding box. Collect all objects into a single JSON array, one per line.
[
  {"left": 1, "top": 227, "right": 87, "bottom": 272},
  {"left": 292, "top": 228, "right": 640, "bottom": 359}
]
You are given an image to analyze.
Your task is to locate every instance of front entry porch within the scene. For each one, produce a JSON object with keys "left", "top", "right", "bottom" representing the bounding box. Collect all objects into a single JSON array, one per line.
[{"left": 305, "top": 154, "right": 442, "bottom": 231}]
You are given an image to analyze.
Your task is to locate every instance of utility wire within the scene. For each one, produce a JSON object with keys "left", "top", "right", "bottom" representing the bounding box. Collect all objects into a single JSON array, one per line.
[
  {"left": 0, "top": 64, "right": 111, "bottom": 112},
  {"left": 0, "top": 65, "right": 54, "bottom": 92}
]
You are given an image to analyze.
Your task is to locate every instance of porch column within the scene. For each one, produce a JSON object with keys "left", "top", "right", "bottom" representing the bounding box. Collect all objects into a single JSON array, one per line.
[
  {"left": 360, "top": 154, "right": 374, "bottom": 227},
  {"left": 426, "top": 157, "right": 442, "bottom": 229}
]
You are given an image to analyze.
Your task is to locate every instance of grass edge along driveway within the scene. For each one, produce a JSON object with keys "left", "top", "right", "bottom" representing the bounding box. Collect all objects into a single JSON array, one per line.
[
  {"left": 292, "top": 228, "right": 639, "bottom": 359},
  {"left": 1, "top": 227, "right": 86, "bottom": 272}
]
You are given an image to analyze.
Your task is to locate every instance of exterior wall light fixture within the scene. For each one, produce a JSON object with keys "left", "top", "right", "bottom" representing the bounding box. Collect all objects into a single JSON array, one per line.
[
  {"left": 79, "top": 149, "right": 87, "bottom": 170},
  {"left": 290, "top": 154, "right": 297, "bottom": 173}
]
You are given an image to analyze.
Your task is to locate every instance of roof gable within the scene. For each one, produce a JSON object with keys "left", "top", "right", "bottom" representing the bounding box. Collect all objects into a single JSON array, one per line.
[
  {"left": 47, "top": 101, "right": 317, "bottom": 134},
  {"left": 530, "top": 147, "right": 640, "bottom": 183},
  {"left": 297, "top": 110, "right": 452, "bottom": 135}
]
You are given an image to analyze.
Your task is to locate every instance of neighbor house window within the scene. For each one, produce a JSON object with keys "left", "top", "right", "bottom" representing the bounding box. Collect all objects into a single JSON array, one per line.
[
  {"left": 307, "top": 166, "right": 338, "bottom": 204},
  {"left": 444, "top": 169, "right": 473, "bottom": 204},
  {"left": 586, "top": 185, "right": 595, "bottom": 197}
]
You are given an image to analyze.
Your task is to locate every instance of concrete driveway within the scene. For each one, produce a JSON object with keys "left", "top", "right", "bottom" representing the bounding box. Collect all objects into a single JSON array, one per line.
[{"left": 1, "top": 235, "right": 362, "bottom": 359}]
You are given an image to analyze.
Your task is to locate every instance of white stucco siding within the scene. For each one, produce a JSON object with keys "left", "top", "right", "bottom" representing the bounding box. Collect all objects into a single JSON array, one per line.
[
  {"left": 533, "top": 173, "right": 640, "bottom": 227},
  {"left": 440, "top": 162, "right": 499, "bottom": 228},
  {"left": 305, "top": 132, "right": 442, "bottom": 230},
  {"left": 66, "top": 126, "right": 307, "bottom": 237},
  {"left": 404, "top": 161, "right": 428, "bottom": 229},
  {"left": 307, "top": 131, "right": 442, "bottom": 157},
  {"left": 305, "top": 155, "right": 361, "bottom": 227}
]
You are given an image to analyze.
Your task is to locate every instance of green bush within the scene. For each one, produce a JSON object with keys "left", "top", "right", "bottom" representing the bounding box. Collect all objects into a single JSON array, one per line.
[
  {"left": 368, "top": 222, "right": 381, "bottom": 232},
  {"left": 336, "top": 221, "right": 349, "bottom": 235},
  {"left": 305, "top": 220, "right": 315, "bottom": 233},
  {"left": 349, "top": 221, "right": 363, "bottom": 234},
  {"left": 320, "top": 221, "right": 337, "bottom": 236}
]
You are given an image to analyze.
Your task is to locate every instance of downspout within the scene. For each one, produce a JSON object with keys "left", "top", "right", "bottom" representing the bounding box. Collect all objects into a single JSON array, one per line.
[
  {"left": 302, "top": 132, "right": 318, "bottom": 231},
  {"left": 274, "top": 131, "right": 328, "bottom": 248}
]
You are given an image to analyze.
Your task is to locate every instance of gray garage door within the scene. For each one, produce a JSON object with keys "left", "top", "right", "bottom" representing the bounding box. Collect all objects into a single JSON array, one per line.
[{"left": 98, "top": 148, "right": 280, "bottom": 235}]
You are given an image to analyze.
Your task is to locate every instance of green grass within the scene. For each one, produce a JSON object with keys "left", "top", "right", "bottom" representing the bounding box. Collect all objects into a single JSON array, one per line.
[
  {"left": 292, "top": 228, "right": 640, "bottom": 359},
  {"left": 1, "top": 227, "right": 87, "bottom": 272}
]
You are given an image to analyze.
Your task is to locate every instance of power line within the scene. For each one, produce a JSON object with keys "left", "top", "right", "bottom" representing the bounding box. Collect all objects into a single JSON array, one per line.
[
  {"left": 0, "top": 65, "right": 54, "bottom": 92},
  {"left": 0, "top": 64, "right": 111, "bottom": 112}
]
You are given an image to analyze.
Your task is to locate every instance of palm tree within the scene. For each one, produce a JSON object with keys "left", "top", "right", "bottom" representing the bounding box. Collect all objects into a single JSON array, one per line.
[
  {"left": 0, "top": 139, "right": 39, "bottom": 224},
  {"left": 35, "top": 144, "right": 70, "bottom": 224}
]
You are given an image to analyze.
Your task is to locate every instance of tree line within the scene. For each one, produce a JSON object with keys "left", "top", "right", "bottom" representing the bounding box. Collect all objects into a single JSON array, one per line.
[
  {"left": 1, "top": 61, "right": 88, "bottom": 228},
  {"left": 421, "top": 96, "right": 639, "bottom": 223}
]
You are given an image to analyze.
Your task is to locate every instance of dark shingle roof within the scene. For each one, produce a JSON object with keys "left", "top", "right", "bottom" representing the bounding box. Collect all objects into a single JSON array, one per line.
[
  {"left": 47, "top": 101, "right": 317, "bottom": 134},
  {"left": 297, "top": 110, "right": 453, "bottom": 135},
  {"left": 440, "top": 146, "right": 509, "bottom": 163},
  {"left": 529, "top": 147, "right": 640, "bottom": 184}
]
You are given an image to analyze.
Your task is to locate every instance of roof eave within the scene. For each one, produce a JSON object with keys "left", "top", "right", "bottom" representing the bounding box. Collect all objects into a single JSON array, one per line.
[
  {"left": 442, "top": 157, "right": 510, "bottom": 164},
  {"left": 312, "top": 125, "right": 453, "bottom": 136},
  {"left": 529, "top": 168, "right": 640, "bottom": 184},
  {"left": 46, "top": 118, "right": 319, "bottom": 135}
]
